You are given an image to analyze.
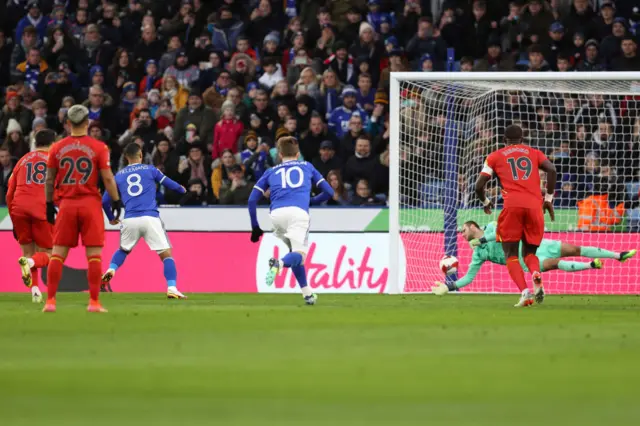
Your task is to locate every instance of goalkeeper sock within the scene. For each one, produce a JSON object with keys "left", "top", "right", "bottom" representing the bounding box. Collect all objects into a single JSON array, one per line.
[
  {"left": 109, "top": 249, "right": 128, "bottom": 271},
  {"left": 87, "top": 256, "right": 102, "bottom": 303},
  {"left": 282, "top": 252, "right": 303, "bottom": 268},
  {"left": 46, "top": 255, "right": 64, "bottom": 301},
  {"left": 558, "top": 261, "right": 591, "bottom": 272},
  {"left": 506, "top": 256, "right": 528, "bottom": 292},
  {"left": 523, "top": 254, "right": 541, "bottom": 274},
  {"left": 163, "top": 257, "right": 177, "bottom": 288},
  {"left": 31, "top": 267, "right": 39, "bottom": 289},
  {"left": 31, "top": 252, "right": 50, "bottom": 268},
  {"left": 580, "top": 246, "right": 620, "bottom": 260},
  {"left": 292, "top": 265, "right": 311, "bottom": 297}
]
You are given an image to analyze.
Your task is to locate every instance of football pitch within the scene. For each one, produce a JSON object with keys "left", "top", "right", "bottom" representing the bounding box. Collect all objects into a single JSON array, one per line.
[{"left": 0, "top": 294, "right": 639, "bottom": 426}]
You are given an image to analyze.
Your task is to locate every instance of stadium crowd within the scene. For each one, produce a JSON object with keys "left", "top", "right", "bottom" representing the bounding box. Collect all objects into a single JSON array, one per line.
[{"left": 0, "top": 0, "right": 638, "bottom": 216}]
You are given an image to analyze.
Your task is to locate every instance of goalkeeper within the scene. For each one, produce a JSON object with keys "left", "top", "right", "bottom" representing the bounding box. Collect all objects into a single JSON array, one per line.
[{"left": 432, "top": 221, "right": 637, "bottom": 295}]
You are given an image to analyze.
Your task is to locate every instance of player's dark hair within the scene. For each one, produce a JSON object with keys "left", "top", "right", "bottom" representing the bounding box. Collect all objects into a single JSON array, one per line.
[
  {"left": 464, "top": 220, "right": 481, "bottom": 229},
  {"left": 124, "top": 142, "right": 142, "bottom": 159},
  {"left": 35, "top": 129, "right": 56, "bottom": 147},
  {"left": 278, "top": 136, "right": 299, "bottom": 158},
  {"left": 504, "top": 124, "right": 523, "bottom": 144}
]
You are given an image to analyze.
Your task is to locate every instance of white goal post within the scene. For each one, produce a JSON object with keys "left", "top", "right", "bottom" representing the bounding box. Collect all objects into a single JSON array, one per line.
[{"left": 388, "top": 72, "right": 640, "bottom": 295}]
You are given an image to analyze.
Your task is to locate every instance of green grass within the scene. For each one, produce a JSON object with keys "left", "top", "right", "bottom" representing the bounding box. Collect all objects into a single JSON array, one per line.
[{"left": 0, "top": 294, "right": 639, "bottom": 426}]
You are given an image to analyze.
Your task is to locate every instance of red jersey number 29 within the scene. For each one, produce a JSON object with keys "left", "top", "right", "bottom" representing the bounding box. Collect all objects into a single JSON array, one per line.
[
  {"left": 60, "top": 157, "right": 93, "bottom": 185},
  {"left": 506, "top": 157, "right": 532, "bottom": 181}
]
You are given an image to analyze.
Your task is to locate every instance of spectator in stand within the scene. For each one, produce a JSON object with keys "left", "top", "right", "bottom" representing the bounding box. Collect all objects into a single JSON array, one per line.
[
  {"left": 350, "top": 22, "right": 383, "bottom": 85},
  {"left": 517, "top": 44, "right": 551, "bottom": 71},
  {"left": 323, "top": 41, "right": 354, "bottom": 86},
  {"left": 343, "top": 135, "right": 376, "bottom": 188},
  {"left": 241, "top": 131, "right": 271, "bottom": 181},
  {"left": 520, "top": 0, "right": 554, "bottom": 46},
  {"left": 3, "top": 118, "right": 29, "bottom": 160},
  {"left": 474, "top": 37, "right": 515, "bottom": 71},
  {"left": 229, "top": 53, "right": 257, "bottom": 88},
  {"left": 0, "top": 146, "right": 15, "bottom": 204},
  {"left": 318, "top": 68, "right": 343, "bottom": 119},
  {"left": 159, "top": 36, "right": 183, "bottom": 74},
  {"left": 243, "top": 89, "right": 275, "bottom": 139},
  {"left": 611, "top": 35, "right": 640, "bottom": 71},
  {"left": 270, "top": 81, "right": 296, "bottom": 114},
  {"left": 213, "top": 101, "right": 243, "bottom": 161},
  {"left": 295, "top": 94, "right": 315, "bottom": 135},
  {"left": 134, "top": 25, "right": 166, "bottom": 71},
  {"left": 356, "top": 73, "right": 376, "bottom": 114},
  {"left": 219, "top": 164, "right": 254, "bottom": 205},
  {"left": 15, "top": 0, "right": 47, "bottom": 43},
  {"left": 174, "top": 90, "right": 216, "bottom": 150},
  {"left": 544, "top": 22, "right": 570, "bottom": 70},
  {"left": 324, "top": 170, "right": 350, "bottom": 206},
  {"left": 10, "top": 26, "right": 38, "bottom": 81},
  {"left": 0, "top": 91, "right": 32, "bottom": 138},
  {"left": 30, "top": 98, "right": 56, "bottom": 131},
  {"left": 406, "top": 17, "right": 446, "bottom": 67},
  {"left": 563, "top": 0, "right": 596, "bottom": 41},
  {"left": 14, "top": 47, "right": 48, "bottom": 93},
  {"left": 210, "top": 6, "right": 245, "bottom": 59},
  {"left": 328, "top": 86, "right": 368, "bottom": 140},
  {"left": 153, "top": 138, "right": 180, "bottom": 183},
  {"left": 42, "top": 27, "right": 79, "bottom": 75},
  {"left": 600, "top": 17, "right": 627, "bottom": 68},
  {"left": 594, "top": 2, "right": 616, "bottom": 41},
  {"left": 69, "top": 7, "right": 89, "bottom": 41},
  {"left": 211, "top": 148, "right": 241, "bottom": 199},
  {"left": 78, "top": 24, "right": 115, "bottom": 84},
  {"left": 467, "top": 1, "right": 496, "bottom": 60},
  {"left": 350, "top": 178, "right": 385, "bottom": 206},
  {"left": 139, "top": 60, "right": 163, "bottom": 96},
  {"left": 299, "top": 111, "right": 335, "bottom": 161},
  {"left": 178, "top": 143, "right": 212, "bottom": 198},
  {"left": 293, "top": 66, "right": 321, "bottom": 99},
  {"left": 247, "top": 0, "right": 282, "bottom": 49},
  {"left": 259, "top": 57, "right": 284, "bottom": 91},
  {"left": 175, "top": 123, "right": 201, "bottom": 156},
  {"left": 576, "top": 39, "right": 604, "bottom": 71},
  {"left": 378, "top": 48, "right": 409, "bottom": 94},
  {"left": 312, "top": 140, "right": 342, "bottom": 178},
  {"left": 161, "top": 75, "right": 189, "bottom": 112},
  {"left": 164, "top": 50, "right": 199, "bottom": 91},
  {"left": 340, "top": 112, "right": 366, "bottom": 160},
  {"left": 180, "top": 178, "right": 210, "bottom": 206}
]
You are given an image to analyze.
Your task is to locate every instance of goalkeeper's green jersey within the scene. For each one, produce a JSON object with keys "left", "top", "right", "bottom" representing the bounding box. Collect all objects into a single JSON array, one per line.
[{"left": 456, "top": 222, "right": 561, "bottom": 289}]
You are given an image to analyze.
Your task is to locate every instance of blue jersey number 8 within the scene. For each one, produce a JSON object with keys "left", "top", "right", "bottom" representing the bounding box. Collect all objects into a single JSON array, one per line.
[
  {"left": 127, "top": 173, "right": 143, "bottom": 196},
  {"left": 276, "top": 166, "right": 304, "bottom": 188}
]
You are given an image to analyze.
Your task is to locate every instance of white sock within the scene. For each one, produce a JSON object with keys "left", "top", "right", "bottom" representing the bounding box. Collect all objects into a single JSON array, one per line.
[
  {"left": 27, "top": 258, "right": 35, "bottom": 268},
  {"left": 31, "top": 286, "right": 40, "bottom": 294},
  {"left": 301, "top": 286, "right": 312, "bottom": 297}
]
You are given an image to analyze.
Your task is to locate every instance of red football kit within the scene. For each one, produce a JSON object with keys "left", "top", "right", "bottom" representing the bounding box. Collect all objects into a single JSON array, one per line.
[
  {"left": 47, "top": 135, "right": 111, "bottom": 248},
  {"left": 6, "top": 150, "right": 53, "bottom": 248},
  {"left": 481, "top": 144, "right": 548, "bottom": 246}
]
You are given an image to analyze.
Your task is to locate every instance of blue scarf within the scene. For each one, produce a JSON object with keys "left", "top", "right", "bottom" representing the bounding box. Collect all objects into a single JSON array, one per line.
[
  {"left": 25, "top": 63, "right": 41, "bottom": 91},
  {"left": 88, "top": 107, "right": 102, "bottom": 121},
  {"left": 324, "top": 88, "right": 339, "bottom": 119},
  {"left": 145, "top": 75, "right": 157, "bottom": 93},
  {"left": 285, "top": 0, "right": 297, "bottom": 18}
]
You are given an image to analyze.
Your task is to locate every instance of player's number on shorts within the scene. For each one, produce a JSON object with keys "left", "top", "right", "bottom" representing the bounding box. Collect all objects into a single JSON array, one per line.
[
  {"left": 507, "top": 157, "right": 532, "bottom": 181},
  {"left": 276, "top": 166, "right": 304, "bottom": 188},
  {"left": 126, "top": 173, "right": 143, "bottom": 197},
  {"left": 60, "top": 157, "right": 93, "bottom": 185},
  {"left": 25, "top": 161, "right": 46, "bottom": 184}
]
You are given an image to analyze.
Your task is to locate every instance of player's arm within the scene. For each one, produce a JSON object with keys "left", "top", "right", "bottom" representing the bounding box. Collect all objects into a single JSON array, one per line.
[
  {"left": 98, "top": 146, "right": 123, "bottom": 220},
  {"left": 248, "top": 172, "right": 270, "bottom": 242},
  {"left": 469, "top": 221, "right": 497, "bottom": 248},
  {"left": 153, "top": 167, "right": 186, "bottom": 194},
  {"left": 45, "top": 160, "right": 58, "bottom": 224},
  {"left": 101, "top": 190, "right": 115, "bottom": 222},
  {"left": 433, "top": 253, "right": 485, "bottom": 295},
  {"left": 539, "top": 157, "right": 557, "bottom": 221},
  {"left": 310, "top": 168, "right": 334, "bottom": 205},
  {"left": 5, "top": 173, "right": 16, "bottom": 212},
  {"left": 475, "top": 156, "right": 495, "bottom": 214}
]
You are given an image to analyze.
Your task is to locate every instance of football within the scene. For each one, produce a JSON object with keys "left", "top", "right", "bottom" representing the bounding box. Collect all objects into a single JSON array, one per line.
[{"left": 439, "top": 255, "right": 459, "bottom": 275}]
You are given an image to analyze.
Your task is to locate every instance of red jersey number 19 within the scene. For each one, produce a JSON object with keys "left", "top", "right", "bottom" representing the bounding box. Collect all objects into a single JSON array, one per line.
[{"left": 506, "top": 157, "right": 533, "bottom": 181}]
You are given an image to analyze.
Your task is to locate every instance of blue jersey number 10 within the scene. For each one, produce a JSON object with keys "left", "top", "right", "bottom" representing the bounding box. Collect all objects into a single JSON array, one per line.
[{"left": 276, "top": 166, "right": 304, "bottom": 188}]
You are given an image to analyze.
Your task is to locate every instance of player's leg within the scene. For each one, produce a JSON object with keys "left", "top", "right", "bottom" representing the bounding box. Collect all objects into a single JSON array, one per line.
[
  {"left": 44, "top": 245, "right": 70, "bottom": 312},
  {"left": 80, "top": 203, "right": 107, "bottom": 312},
  {"left": 555, "top": 242, "right": 603, "bottom": 270},
  {"left": 18, "top": 242, "right": 35, "bottom": 287},
  {"left": 523, "top": 207, "right": 546, "bottom": 304},
  {"left": 498, "top": 209, "right": 532, "bottom": 306},
  {"left": 27, "top": 220, "right": 54, "bottom": 302},
  {"left": 13, "top": 214, "right": 35, "bottom": 287},
  {"left": 562, "top": 243, "right": 637, "bottom": 263},
  {"left": 102, "top": 218, "right": 138, "bottom": 290},
  {"left": 284, "top": 210, "right": 315, "bottom": 304},
  {"left": 145, "top": 217, "right": 186, "bottom": 299},
  {"left": 45, "top": 205, "right": 78, "bottom": 311}
]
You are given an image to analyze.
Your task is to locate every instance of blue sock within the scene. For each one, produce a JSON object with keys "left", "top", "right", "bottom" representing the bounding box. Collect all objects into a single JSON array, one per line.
[
  {"left": 163, "top": 257, "right": 177, "bottom": 288},
  {"left": 109, "top": 249, "right": 128, "bottom": 271},
  {"left": 292, "top": 265, "right": 307, "bottom": 288},
  {"left": 282, "top": 252, "right": 303, "bottom": 268}
]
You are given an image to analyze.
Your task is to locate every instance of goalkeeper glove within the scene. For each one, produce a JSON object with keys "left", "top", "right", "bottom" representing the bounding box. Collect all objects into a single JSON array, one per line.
[
  {"left": 431, "top": 281, "right": 450, "bottom": 296},
  {"left": 46, "top": 202, "right": 57, "bottom": 225},
  {"left": 250, "top": 226, "right": 264, "bottom": 243},
  {"left": 469, "top": 237, "right": 487, "bottom": 249}
]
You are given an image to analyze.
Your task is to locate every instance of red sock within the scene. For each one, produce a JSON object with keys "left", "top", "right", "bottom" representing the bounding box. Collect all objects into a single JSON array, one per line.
[
  {"left": 31, "top": 267, "right": 39, "bottom": 289},
  {"left": 524, "top": 254, "right": 541, "bottom": 274},
  {"left": 46, "top": 256, "right": 64, "bottom": 301},
  {"left": 87, "top": 255, "right": 102, "bottom": 303},
  {"left": 31, "top": 252, "right": 50, "bottom": 268},
  {"left": 506, "top": 256, "right": 528, "bottom": 292}
]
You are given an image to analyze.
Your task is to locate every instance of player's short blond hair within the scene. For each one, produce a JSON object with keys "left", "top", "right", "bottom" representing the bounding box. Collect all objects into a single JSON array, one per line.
[{"left": 277, "top": 136, "right": 299, "bottom": 158}]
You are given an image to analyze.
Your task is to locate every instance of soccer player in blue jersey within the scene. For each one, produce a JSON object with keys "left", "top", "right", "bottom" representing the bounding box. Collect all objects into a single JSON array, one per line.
[
  {"left": 101, "top": 143, "right": 188, "bottom": 299},
  {"left": 248, "top": 136, "right": 335, "bottom": 305}
]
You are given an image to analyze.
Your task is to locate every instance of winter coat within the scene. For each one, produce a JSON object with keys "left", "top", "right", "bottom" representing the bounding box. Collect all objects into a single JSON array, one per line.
[
  {"left": 174, "top": 104, "right": 217, "bottom": 146},
  {"left": 212, "top": 119, "right": 244, "bottom": 160}
]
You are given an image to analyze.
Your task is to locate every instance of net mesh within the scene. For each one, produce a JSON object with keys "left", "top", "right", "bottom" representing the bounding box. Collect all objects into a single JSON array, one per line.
[{"left": 396, "top": 78, "right": 640, "bottom": 294}]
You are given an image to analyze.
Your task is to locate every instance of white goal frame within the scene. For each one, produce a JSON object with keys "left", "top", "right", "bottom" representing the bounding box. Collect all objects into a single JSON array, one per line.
[{"left": 388, "top": 72, "right": 640, "bottom": 294}]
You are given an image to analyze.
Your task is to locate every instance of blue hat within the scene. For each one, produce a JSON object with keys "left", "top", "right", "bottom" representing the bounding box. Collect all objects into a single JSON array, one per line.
[
  {"left": 380, "top": 15, "right": 390, "bottom": 24},
  {"left": 368, "top": 0, "right": 380, "bottom": 5},
  {"left": 122, "top": 82, "right": 137, "bottom": 94},
  {"left": 341, "top": 86, "right": 357, "bottom": 97},
  {"left": 385, "top": 36, "right": 398, "bottom": 47},
  {"left": 89, "top": 65, "right": 103, "bottom": 78},
  {"left": 145, "top": 59, "right": 157, "bottom": 68},
  {"left": 246, "top": 82, "right": 258, "bottom": 91},
  {"left": 420, "top": 53, "right": 432, "bottom": 63},
  {"left": 550, "top": 22, "right": 564, "bottom": 32},
  {"left": 613, "top": 17, "right": 627, "bottom": 26}
]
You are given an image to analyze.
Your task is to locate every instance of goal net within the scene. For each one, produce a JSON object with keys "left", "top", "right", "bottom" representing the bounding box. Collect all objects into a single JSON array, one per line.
[{"left": 388, "top": 72, "right": 640, "bottom": 294}]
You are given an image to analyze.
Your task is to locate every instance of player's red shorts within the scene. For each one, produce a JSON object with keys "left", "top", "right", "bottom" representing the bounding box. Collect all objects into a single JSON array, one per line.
[
  {"left": 12, "top": 213, "right": 53, "bottom": 248},
  {"left": 497, "top": 206, "right": 544, "bottom": 246},
  {"left": 53, "top": 199, "right": 105, "bottom": 248}
]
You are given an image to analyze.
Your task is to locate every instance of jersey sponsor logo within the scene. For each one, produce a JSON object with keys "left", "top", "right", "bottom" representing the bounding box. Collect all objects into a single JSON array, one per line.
[{"left": 55, "top": 142, "right": 96, "bottom": 159}]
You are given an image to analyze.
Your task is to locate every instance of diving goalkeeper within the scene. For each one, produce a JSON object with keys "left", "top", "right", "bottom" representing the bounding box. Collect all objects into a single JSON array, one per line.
[{"left": 432, "top": 221, "right": 637, "bottom": 295}]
